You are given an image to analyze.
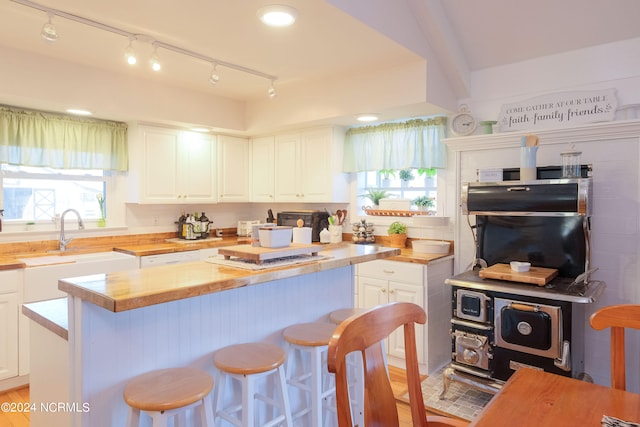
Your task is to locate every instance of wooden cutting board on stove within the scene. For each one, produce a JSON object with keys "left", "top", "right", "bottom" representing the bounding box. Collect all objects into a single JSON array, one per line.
[{"left": 479, "top": 263, "right": 558, "bottom": 286}]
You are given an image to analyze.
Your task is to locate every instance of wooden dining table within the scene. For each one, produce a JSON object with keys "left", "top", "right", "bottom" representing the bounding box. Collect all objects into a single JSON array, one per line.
[{"left": 469, "top": 368, "right": 640, "bottom": 426}]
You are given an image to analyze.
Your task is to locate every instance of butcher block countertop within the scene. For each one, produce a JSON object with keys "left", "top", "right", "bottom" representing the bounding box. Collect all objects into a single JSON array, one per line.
[
  {"left": 59, "top": 243, "right": 400, "bottom": 312},
  {"left": 22, "top": 298, "right": 69, "bottom": 340}
]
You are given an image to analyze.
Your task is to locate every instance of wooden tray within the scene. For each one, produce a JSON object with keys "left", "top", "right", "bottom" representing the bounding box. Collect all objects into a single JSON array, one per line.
[
  {"left": 218, "top": 244, "right": 319, "bottom": 264},
  {"left": 479, "top": 263, "right": 559, "bottom": 286},
  {"left": 363, "top": 208, "right": 419, "bottom": 217}
]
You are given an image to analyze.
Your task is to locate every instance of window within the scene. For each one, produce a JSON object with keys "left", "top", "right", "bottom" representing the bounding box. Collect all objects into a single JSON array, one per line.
[
  {"left": 358, "top": 168, "right": 437, "bottom": 213},
  {"left": 1, "top": 164, "right": 106, "bottom": 223}
]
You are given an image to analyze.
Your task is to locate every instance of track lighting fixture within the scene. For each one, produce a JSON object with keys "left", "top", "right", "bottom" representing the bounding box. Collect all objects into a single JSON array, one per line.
[
  {"left": 124, "top": 37, "right": 137, "bottom": 65},
  {"left": 268, "top": 80, "right": 277, "bottom": 99},
  {"left": 209, "top": 63, "right": 220, "bottom": 86},
  {"left": 150, "top": 44, "right": 161, "bottom": 71},
  {"left": 41, "top": 12, "right": 58, "bottom": 42},
  {"left": 13, "top": 0, "right": 280, "bottom": 98}
]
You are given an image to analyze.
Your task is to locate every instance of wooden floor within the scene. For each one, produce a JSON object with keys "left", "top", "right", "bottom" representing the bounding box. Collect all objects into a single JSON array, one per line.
[
  {"left": 0, "top": 366, "right": 449, "bottom": 426},
  {"left": 0, "top": 386, "right": 29, "bottom": 427}
]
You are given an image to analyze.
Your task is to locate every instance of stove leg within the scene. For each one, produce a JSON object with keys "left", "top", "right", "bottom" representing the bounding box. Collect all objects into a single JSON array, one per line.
[{"left": 440, "top": 366, "right": 455, "bottom": 399}]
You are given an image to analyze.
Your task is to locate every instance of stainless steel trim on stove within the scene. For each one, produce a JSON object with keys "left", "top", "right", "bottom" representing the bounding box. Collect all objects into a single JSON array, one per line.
[
  {"left": 451, "top": 318, "right": 493, "bottom": 331},
  {"left": 456, "top": 288, "right": 491, "bottom": 322},
  {"left": 442, "top": 365, "right": 503, "bottom": 396},
  {"left": 494, "top": 297, "right": 563, "bottom": 359},
  {"left": 445, "top": 270, "right": 604, "bottom": 303}
]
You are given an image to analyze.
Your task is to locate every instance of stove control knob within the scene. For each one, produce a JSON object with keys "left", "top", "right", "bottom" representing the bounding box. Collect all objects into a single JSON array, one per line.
[{"left": 462, "top": 348, "right": 480, "bottom": 365}]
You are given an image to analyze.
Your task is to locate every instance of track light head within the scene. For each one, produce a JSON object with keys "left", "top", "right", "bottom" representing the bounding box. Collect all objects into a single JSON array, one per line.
[
  {"left": 209, "top": 63, "right": 220, "bottom": 86},
  {"left": 41, "top": 12, "right": 58, "bottom": 43},
  {"left": 268, "top": 81, "right": 277, "bottom": 99},
  {"left": 150, "top": 45, "right": 161, "bottom": 71},
  {"left": 124, "top": 38, "right": 137, "bottom": 65}
]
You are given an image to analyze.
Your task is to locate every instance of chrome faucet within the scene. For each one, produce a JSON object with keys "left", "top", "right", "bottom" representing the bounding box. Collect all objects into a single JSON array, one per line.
[{"left": 59, "top": 209, "right": 85, "bottom": 251}]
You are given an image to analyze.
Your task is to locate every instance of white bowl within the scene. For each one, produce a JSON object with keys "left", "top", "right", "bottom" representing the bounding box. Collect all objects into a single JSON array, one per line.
[
  {"left": 411, "top": 240, "right": 450, "bottom": 254},
  {"left": 510, "top": 261, "right": 531, "bottom": 272},
  {"left": 259, "top": 226, "right": 293, "bottom": 248}
]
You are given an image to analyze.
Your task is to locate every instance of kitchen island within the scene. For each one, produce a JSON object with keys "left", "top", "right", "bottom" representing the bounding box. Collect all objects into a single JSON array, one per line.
[{"left": 28, "top": 243, "right": 399, "bottom": 427}]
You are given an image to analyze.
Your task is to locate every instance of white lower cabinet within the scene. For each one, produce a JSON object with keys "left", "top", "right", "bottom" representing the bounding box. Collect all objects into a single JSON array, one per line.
[
  {"left": 0, "top": 270, "right": 19, "bottom": 381},
  {"left": 356, "top": 257, "right": 453, "bottom": 374}
]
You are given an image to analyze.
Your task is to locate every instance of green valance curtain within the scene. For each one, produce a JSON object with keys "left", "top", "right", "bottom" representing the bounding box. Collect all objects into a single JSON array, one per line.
[
  {"left": 342, "top": 116, "right": 447, "bottom": 172},
  {"left": 0, "top": 105, "right": 128, "bottom": 171}
]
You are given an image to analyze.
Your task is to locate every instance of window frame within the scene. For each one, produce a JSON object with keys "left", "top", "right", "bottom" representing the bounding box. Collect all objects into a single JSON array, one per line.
[{"left": 1, "top": 164, "right": 109, "bottom": 227}]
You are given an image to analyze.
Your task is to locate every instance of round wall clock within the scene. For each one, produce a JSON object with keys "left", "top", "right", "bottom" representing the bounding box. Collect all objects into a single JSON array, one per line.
[{"left": 450, "top": 105, "right": 478, "bottom": 136}]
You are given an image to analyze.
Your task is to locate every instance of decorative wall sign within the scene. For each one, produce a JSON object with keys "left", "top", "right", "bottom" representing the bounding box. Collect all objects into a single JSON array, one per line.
[{"left": 497, "top": 89, "right": 617, "bottom": 132}]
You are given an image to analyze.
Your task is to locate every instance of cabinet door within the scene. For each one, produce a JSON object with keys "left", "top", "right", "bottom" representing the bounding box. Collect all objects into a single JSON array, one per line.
[
  {"left": 300, "top": 129, "right": 332, "bottom": 201},
  {"left": 141, "top": 127, "right": 181, "bottom": 203},
  {"left": 133, "top": 127, "right": 217, "bottom": 203},
  {"left": 274, "top": 133, "right": 301, "bottom": 201},
  {"left": 218, "top": 135, "right": 249, "bottom": 202},
  {"left": 0, "top": 292, "right": 18, "bottom": 381},
  {"left": 179, "top": 132, "right": 217, "bottom": 202},
  {"left": 357, "top": 276, "right": 388, "bottom": 309},
  {"left": 387, "top": 281, "right": 424, "bottom": 363},
  {"left": 250, "top": 136, "right": 275, "bottom": 202}
]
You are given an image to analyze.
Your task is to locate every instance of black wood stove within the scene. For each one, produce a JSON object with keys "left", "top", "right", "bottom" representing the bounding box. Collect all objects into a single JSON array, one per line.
[{"left": 442, "top": 171, "right": 605, "bottom": 396}]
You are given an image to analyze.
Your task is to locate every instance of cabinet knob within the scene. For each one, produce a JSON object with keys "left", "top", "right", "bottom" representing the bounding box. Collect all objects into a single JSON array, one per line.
[
  {"left": 389, "top": 289, "right": 395, "bottom": 294},
  {"left": 381, "top": 288, "right": 386, "bottom": 293}
]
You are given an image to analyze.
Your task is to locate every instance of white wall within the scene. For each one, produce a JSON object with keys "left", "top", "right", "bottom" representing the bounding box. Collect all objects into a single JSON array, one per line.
[{"left": 442, "top": 38, "right": 640, "bottom": 390}]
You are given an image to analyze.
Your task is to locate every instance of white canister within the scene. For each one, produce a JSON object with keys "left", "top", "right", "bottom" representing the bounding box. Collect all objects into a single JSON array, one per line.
[
  {"left": 329, "top": 225, "right": 343, "bottom": 243},
  {"left": 292, "top": 227, "right": 312, "bottom": 244}
]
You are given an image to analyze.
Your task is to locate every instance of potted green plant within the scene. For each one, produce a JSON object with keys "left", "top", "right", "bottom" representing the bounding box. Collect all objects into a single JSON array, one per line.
[
  {"left": 412, "top": 195, "right": 434, "bottom": 212},
  {"left": 361, "top": 188, "right": 391, "bottom": 207},
  {"left": 378, "top": 169, "right": 396, "bottom": 186},
  {"left": 399, "top": 169, "right": 414, "bottom": 181},
  {"left": 387, "top": 221, "right": 407, "bottom": 248},
  {"left": 399, "top": 169, "right": 414, "bottom": 187}
]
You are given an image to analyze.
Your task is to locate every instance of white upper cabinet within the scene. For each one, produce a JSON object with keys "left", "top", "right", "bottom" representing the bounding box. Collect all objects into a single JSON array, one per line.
[
  {"left": 250, "top": 136, "right": 276, "bottom": 202},
  {"left": 218, "top": 135, "right": 249, "bottom": 202},
  {"left": 128, "top": 125, "right": 217, "bottom": 204},
  {"left": 273, "top": 126, "right": 348, "bottom": 203}
]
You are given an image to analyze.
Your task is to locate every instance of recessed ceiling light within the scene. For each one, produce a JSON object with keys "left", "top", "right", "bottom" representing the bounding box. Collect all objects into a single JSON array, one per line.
[
  {"left": 356, "top": 114, "right": 379, "bottom": 122},
  {"left": 191, "top": 127, "right": 210, "bottom": 133},
  {"left": 66, "top": 109, "right": 92, "bottom": 116},
  {"left": 257, "top": 5, "right": 298, "bottom": 27}
]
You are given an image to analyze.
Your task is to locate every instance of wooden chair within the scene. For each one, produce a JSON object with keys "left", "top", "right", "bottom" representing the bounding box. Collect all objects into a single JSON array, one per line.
[
  {"left": 327, "top": 302, "right": 468, "bottom": 427},
  {"left": 589, "top": 304, "right": 640, "bottom": 390}
]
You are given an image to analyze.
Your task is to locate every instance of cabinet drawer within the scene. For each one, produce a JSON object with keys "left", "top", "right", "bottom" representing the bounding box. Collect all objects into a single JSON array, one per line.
[
  {"left": 356, "top": 260, "right": 423, "bottom": 285},
  {"left": 0, "top": 270, "right": 19, "bottom": 294}
]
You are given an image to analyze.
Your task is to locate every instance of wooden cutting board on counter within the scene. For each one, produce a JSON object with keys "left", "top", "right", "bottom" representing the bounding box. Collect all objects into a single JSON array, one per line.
[
  {"left": 218, "top": 244, "right": 319, "bottom": 264},
  {"left": 479, "top": 263, "right": 558, "bottom": 286}
]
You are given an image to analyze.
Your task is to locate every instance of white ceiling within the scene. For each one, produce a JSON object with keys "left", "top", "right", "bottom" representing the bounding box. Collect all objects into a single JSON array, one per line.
[{"left": 1, "top": 0, "right": 640, "bottom": 128}]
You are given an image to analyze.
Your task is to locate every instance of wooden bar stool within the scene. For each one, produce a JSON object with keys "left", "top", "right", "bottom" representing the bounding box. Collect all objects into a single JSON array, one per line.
[
  {"left": 328, "top": 307, "right": 366, "bottom": 325},
  {"left": 123, "top": 367, "right": 214, "bottom": 427},
  {"left": 283, "top": 322, "right": 337, "bottom": 427},
  {"left": 213, "top": 342, "right": 293, "bottom": 427}
]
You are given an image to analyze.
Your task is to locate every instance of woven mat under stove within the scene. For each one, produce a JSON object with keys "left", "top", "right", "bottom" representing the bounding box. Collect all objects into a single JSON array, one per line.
[
  {"left": 399, "top": 366, "right": 494, "bottom": 421},
  {"left": 205, "top": 254, "right": 331, "bottom": 270}
]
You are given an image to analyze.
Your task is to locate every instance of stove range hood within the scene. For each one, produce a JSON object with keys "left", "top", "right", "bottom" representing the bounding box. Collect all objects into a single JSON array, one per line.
[{"left": 462, "top": 178, "right": 592, "bottom": 217}]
